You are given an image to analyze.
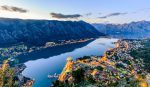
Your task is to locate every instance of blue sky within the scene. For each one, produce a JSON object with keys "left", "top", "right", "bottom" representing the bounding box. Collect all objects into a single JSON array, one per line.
[{"left": 0, "top": 0, "right": 150, "bottom": 24}]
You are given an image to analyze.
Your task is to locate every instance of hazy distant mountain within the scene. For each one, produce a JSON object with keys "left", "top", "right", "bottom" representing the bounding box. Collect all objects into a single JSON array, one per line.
[
  {"left": 93, "top": 21, "right": 150, "bottom": 39},
  {"left": 0, "top": 18, "right": 104, "bottom": 46}
]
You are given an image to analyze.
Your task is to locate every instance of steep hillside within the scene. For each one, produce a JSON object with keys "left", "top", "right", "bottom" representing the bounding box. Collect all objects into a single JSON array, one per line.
[
  {"left": 0, "top": 18, "right": 104, "bottom": 45},
  {"left": 93, "top": 21, "right": 150, "bottom": 39}
]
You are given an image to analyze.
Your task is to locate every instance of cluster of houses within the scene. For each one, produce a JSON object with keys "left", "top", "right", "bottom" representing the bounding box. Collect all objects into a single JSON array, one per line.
[
  {"left": 0, "top": 45, "right": 28, "bottom": 62},
  {"left": 58, "top": 40, "right": 149, "bottom": 87},
  {"left": 45, "top": 38, "right": 94, "bottom": 48},
  {"left": 0, "top": 38, "right": 94, "bottom": 62}
]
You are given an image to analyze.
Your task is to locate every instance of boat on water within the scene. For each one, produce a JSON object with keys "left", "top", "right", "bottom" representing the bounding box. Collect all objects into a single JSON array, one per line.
[{"left": 48, "top": 73, "right": 59, "bottom": 78}]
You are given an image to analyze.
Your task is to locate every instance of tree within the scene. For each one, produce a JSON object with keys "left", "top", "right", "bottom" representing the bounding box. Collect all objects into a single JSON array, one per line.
[
  {"left": 87, "top": 75, "right": 96, "bottom": 84},
  {"left": 95, "top": 66, "right": 103, "bottom": 71},
  {"left": 0, "top": 60, "right": 16, "bottom": 87},
  {"left": 72, "top": 68, "right": 85, "bottom": 83}
]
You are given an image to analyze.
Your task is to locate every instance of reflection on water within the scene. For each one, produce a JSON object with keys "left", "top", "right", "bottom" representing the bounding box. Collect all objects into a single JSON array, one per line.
[
  {"left": 17, "top": 40, "right": 93, "bottom": 63},
  {"left": 21, "top": 38, "right": 118, "bottom": 87}
]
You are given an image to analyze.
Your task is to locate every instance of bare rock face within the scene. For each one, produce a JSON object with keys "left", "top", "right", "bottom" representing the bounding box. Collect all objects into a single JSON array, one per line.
[{"left": 0, "top": 18, "right": 104, "bottom": 46}]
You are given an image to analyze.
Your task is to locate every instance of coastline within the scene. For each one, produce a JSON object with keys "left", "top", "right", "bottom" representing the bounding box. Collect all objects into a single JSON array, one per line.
[
  {"left": 0, "top": 37, "right": 116, "bottom": 87},
  {"left": 53, "top": 39, "right": 149, "bottom": 87},
  {"left": 18, "top": 38, "right": 96, "bottom": 86},
  {"left": 6, "top": 38, "right": 98, "bottom": 86},
  {"left": 0, "top": 38, "right": 95, "bottom": 63}
]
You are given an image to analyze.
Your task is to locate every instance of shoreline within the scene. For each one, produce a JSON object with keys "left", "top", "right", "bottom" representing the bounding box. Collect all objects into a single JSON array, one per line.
[
  {"left": 9, "top": 38, "right": 98, "bottom": 86},
  {"left": 54, "top": 39, "right": 149, "bottom": 87},
  {"left": 18, "top": 38, "right": 96, "bottom": 86},
  {"left": 21, "top": 37, "right": 115, "bottom": 86},
  {"left": 0, "top": 37, "right": 115, "bottom": 87},
  {"left": 0, "top": 38, "right": 96, "bottom": 64}
]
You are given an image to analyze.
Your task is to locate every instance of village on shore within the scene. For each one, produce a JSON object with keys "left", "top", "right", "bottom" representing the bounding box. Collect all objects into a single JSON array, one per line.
[
  {"left": 0, "top": 38, "right": 94, "bottom": 87},
  {"left": 0, "top": 38, "right": 150, "bottom": 87},
  {"left": 53, "top": 39, "right": 150, "bottom": 87},
  {"left": 0, "top": 38, "right": 94, "bottom": 63}
]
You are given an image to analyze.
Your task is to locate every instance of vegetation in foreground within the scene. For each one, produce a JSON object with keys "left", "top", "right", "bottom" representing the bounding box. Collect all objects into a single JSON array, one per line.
[
  {"left": 0, "top": 60, "right": 17, "bottom": 87},
  {"left": 0, "top": 59, "right": 34, "bottom": 87}
]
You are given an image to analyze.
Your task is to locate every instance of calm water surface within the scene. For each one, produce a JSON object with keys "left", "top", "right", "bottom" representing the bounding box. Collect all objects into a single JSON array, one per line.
[{"left": 21, "top": 38, "right": 118, "bottom": 87}]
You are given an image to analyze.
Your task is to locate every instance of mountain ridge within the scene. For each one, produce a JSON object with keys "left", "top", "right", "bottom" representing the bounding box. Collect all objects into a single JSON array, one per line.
[
  {"left": 93, "top": 21, "right": 150, "bottom": 39},
  {"left": 0, "top": 18, "right": 105, "bottom": 46}
]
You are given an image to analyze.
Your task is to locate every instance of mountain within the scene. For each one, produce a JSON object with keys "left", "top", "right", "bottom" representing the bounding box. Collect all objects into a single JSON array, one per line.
[
  {"left": 0, "top": 18, "right": 104, "bottom": 46},
  {"left": 93, "top": 21, "right": 150, "bottom": 39}
]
